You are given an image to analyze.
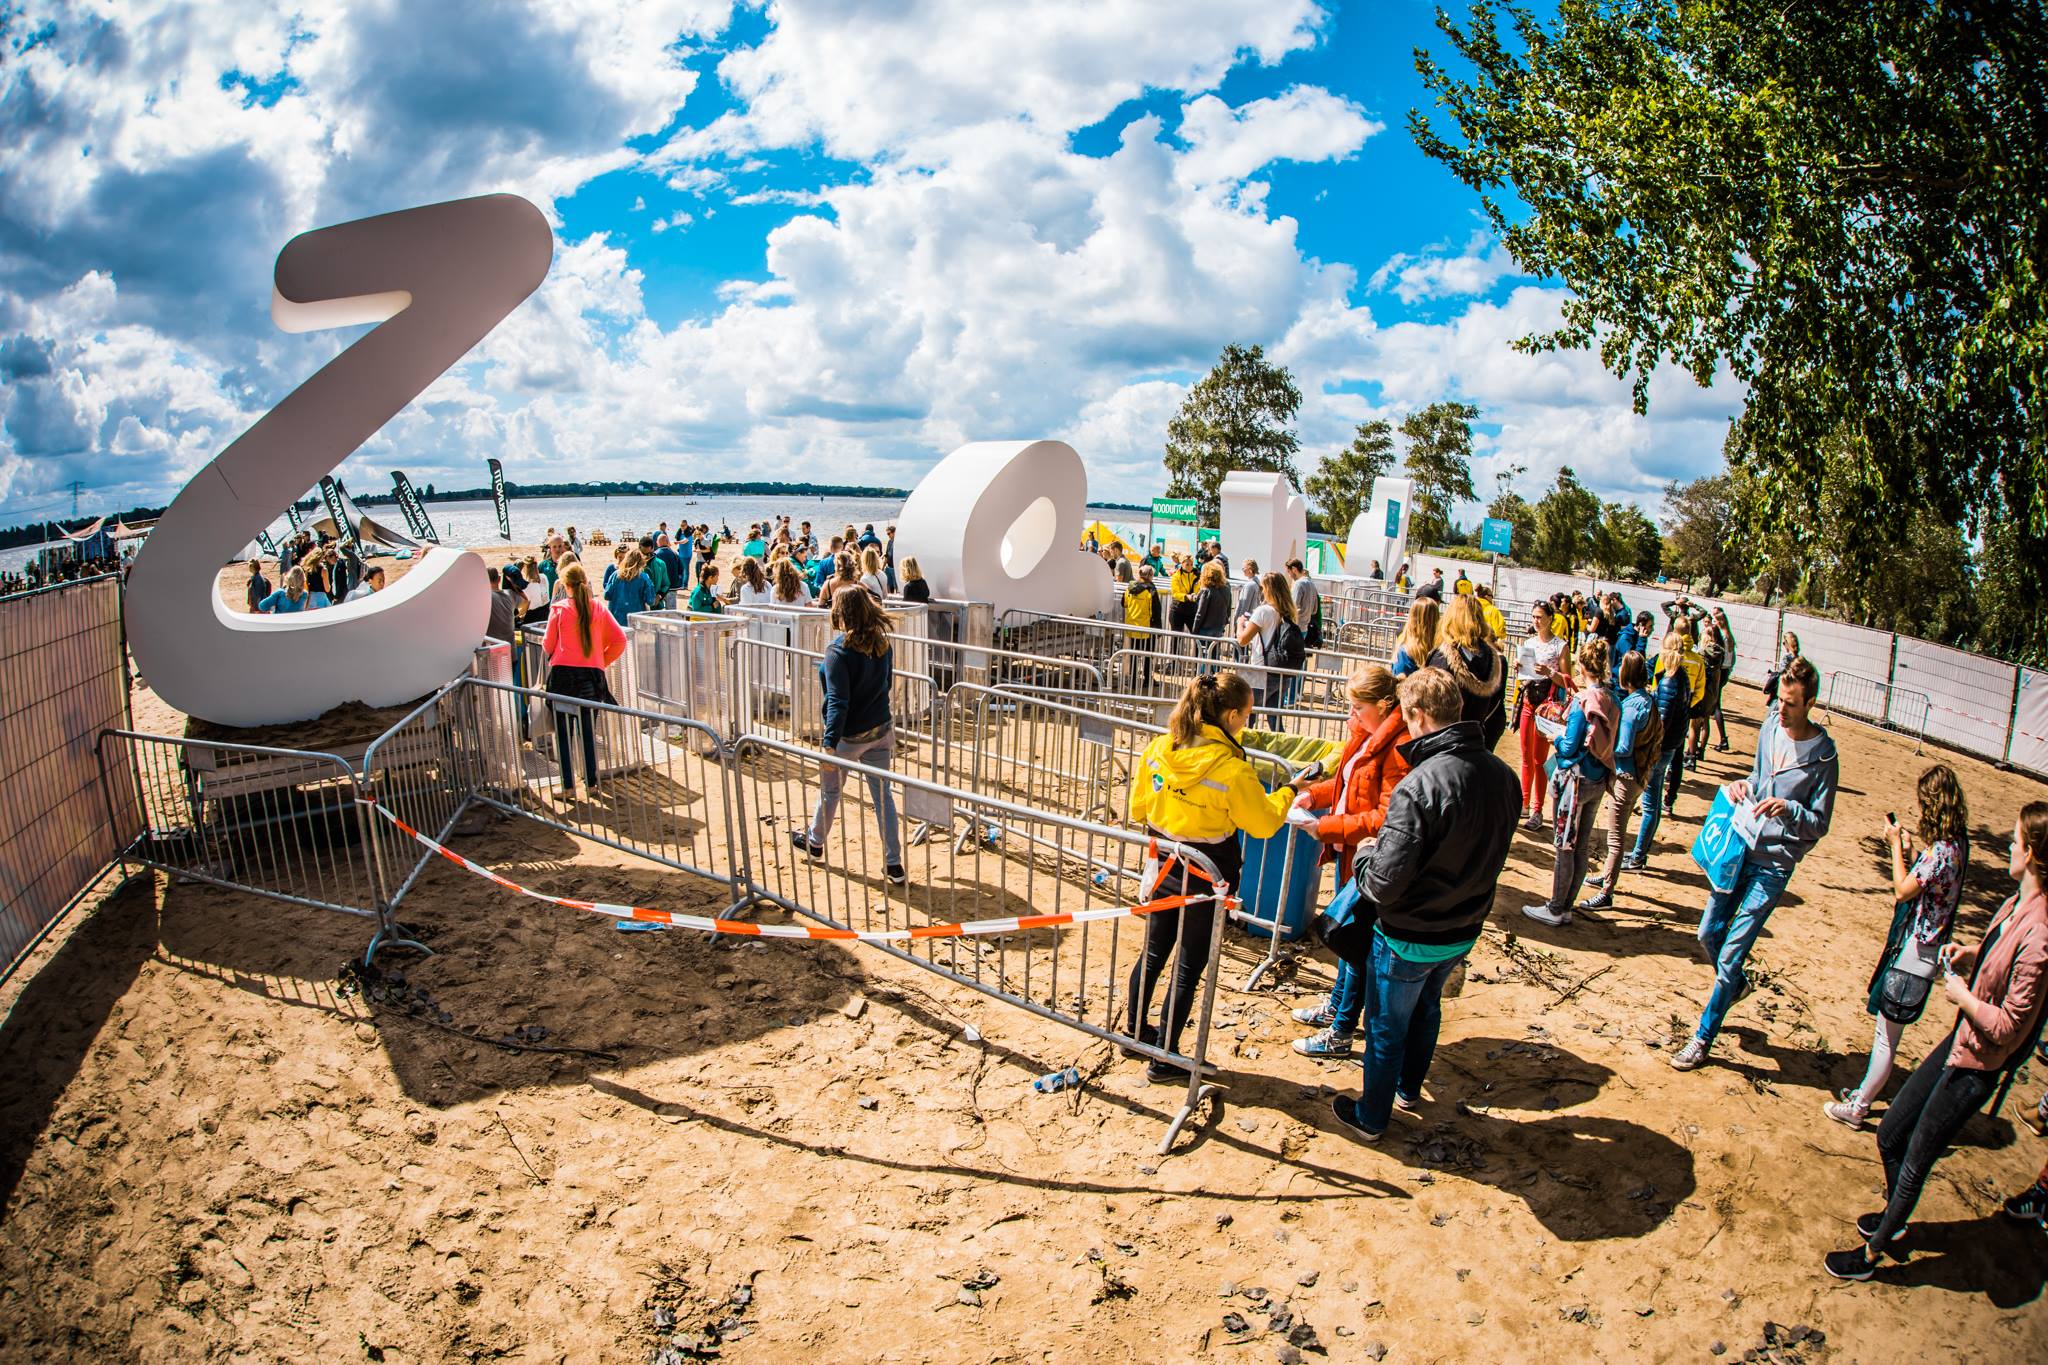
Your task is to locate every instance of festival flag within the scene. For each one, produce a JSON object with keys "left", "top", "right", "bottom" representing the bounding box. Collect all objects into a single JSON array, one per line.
[
  {"left": 318, "top": 477, "right": 363, "bottom": 553},
  {"left": 284, "top": 501, "right": 303, "bottom": 532},
  {"left": 255, "top": 528, "right": 278, "bottom": 555},
  {"left": 390, "top": 471, "right": 439, "bottom": 542},
  {"left": 488, "top": 457, "right": 511, "bottom": 540}
]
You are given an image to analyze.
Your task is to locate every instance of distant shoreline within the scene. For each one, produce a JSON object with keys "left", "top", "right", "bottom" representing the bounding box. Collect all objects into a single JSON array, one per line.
[{"left": 0, "top": 480, "right": 1152, "bottom": 550}]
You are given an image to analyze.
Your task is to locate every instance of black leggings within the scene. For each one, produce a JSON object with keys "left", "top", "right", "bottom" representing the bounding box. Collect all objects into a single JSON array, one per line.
[
  {"left": 553, "top": 705, "right": 598, "bottom": 789},
  {"left": 1126, "top": 836, "right": 1242, "bottom": 1058},
  {"left": 1869, "top": 1027, "right": 1999, "bottom": 1247}
]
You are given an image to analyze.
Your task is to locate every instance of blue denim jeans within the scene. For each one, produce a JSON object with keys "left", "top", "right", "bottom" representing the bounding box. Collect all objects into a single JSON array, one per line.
[
  {"left": 1328, "top": 958, "right": 1367, "bottom": 1036},
  {"left": 808, "top": 729, "right": 902, "bottom": 865},
  {"left": 1631, "top": 748, "right": 1679, "bottom": 855},
  {"left": 1693, "top": 858, "right": 1793, "bottom": 1045},
  {"left": 1359, "top": 932, "right": 1468, "bottom": 1132}
]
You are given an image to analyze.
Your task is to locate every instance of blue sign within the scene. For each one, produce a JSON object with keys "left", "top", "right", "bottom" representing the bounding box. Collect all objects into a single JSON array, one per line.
[
  {"left": 1480, "top": 517, "right": 1513, "bottom": 554},
  {"left": 1384, "top": 499, "right": 1402, "bottom": 538}
]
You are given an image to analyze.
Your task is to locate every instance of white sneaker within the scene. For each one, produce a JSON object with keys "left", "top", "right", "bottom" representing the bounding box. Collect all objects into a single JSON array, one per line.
[
  {"left": 1823, "top": 1099, "right": 1870, "bottom": 1130},
  {"left": 1521, "top": 903, "right": 1572, "bottom": 927},
  {"left": 1291, "top": 998, "right": 1335, "bottom": 1028}
]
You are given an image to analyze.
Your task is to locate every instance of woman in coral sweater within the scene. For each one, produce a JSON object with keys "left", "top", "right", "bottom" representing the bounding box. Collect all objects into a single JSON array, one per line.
[
  {"left": 1288, "top": 664, "right": 1412, "bottom": 1058},
  {"left": 541, "top": 562, "right": 628, "bottom": 802}
]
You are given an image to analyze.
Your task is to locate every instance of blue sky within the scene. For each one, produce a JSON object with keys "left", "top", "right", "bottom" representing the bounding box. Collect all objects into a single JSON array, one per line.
[{"left": 0, "top": 1, "right": 1741, "bottom": 532}]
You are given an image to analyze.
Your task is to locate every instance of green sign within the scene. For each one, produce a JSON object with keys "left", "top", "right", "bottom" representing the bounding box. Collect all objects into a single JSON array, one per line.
[
  {"left": 1384, "top": 498, "right": 1402, "bottom": 538},
  {"left": 1480, "top": 517, "right": 1514, "bottom": 554},
  {"left": 1150, "top": 497, "right": 1198, "bottom": 521}
]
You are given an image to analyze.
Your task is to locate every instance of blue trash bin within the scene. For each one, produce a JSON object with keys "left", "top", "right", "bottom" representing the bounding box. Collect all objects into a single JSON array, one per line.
[{"left": 1236, "top": 824, "right": 1325, "bottom": 941}]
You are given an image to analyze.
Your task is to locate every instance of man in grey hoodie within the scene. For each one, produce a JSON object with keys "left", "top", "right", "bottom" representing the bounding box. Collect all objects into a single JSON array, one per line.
[{"left": 1672, "top": 656, "right": 1838, "bottom": 1069}]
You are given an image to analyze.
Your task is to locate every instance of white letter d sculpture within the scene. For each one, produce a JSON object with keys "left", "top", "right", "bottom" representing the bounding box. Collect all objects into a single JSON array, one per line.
[{"left": 127, "top": 195, "right": 553, "bottom": 727}]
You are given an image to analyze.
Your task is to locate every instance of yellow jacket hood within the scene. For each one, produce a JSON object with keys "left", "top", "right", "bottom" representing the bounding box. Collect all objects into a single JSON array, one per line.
[{"left": 1129, "top": 724, "right": 1294, "bottom": 845}]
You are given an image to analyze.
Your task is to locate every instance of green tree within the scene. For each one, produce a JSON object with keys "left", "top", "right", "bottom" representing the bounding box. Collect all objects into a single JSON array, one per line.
[
  {"left": 1162, "top": 343, "right": 1302, "bottom": 524},
  {"left": 1399, "top": 400, "right": 1479, "bottom": 549},
  {"left": 1305, "top": 419, "right": 1394, "bottom": 534},
  {"left": 1412, "top": 1, "right": 2048, "bottom": 633},
  {"left": 1661, "top": 475, "right": 1746, "bottom": 596},
  {"left": 1592, "top": 501, "right": 1661, "bottom": 581},
  {"left": 1977, "top": 520, "right": 2048, "bottom": 667},
  {"left": 1527, "top": 465, "right": 1601, "bottom": 572}
]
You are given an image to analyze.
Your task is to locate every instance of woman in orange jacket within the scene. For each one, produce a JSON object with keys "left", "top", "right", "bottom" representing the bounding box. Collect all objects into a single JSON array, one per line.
[{"left": 1288, "top": 664, "right": 1412, "bottom": 1057}]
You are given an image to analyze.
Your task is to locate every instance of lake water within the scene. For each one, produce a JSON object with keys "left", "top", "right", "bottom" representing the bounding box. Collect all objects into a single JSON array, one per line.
[{"left": 3, "top": 492, "right": 1147, "bottom": 572}]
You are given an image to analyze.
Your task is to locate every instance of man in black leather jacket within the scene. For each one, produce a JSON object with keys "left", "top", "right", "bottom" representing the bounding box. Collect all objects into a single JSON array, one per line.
[{"left": 1334, "top": 667, "right": 1520, "bottom": 1141}]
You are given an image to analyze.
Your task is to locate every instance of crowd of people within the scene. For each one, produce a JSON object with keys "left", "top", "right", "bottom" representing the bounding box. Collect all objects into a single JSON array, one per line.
[
  {"left": 227, "top": 507, "right": 2048, "bottom": 1278},
  {"left": 0, "top": 548, "right": 129, "bottom": 595},
  {"left": 1114, "top": 574, "right": 2046, "bottom": 1277}
]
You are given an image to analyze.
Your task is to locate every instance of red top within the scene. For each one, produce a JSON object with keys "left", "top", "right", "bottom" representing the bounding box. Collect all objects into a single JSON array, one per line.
[
  {"left": 1303, "top": 706, "right": 1413, "bottom": 877},
  {"left": 542, "top": 596, "right": 627, "bottom": 669}
]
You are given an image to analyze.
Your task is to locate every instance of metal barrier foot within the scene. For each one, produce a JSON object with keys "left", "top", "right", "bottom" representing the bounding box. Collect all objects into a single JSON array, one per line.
[
  {"left": 1159, "top": 1082, "right": 1220, "bottom": 1156},
  {"left": 363, "top": 925, "right": 435, "bottom": 969}
]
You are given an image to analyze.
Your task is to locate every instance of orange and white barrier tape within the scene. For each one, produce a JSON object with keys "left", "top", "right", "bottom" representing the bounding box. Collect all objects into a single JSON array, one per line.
[{"left": 360, "top": 798, "right": 1234, "bottom": 943}]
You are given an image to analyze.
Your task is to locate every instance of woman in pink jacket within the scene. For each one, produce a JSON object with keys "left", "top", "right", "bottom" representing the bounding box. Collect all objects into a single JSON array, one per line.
[
  {"left": 541, "top": 562, "right": 628, "bottom": 802},
  {"left": 1826, "top": 800, "right": 2048, "bottom": 1280}
]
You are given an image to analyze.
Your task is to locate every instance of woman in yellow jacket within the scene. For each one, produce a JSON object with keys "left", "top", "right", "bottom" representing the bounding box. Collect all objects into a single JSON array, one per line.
[{"left": 1126, "top": 670, "right": 1295, "bottom": 1079}]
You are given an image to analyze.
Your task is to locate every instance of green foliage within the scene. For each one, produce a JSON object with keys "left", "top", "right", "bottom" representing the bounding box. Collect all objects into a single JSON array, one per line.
[
  {"left": 1399, "top": 401, "right": 1479, "bottom": 548},
  {"left": 1593, "top": 501, "right": 1662, "bottom": 581},
  {"left": 1306, "top": 420, "right": 1394, "bottom": 534},
  {"left": 1527, "top": 465, "right": 1601, "bottom": 571},
  {"left": 1977, "top": 520, "right": 2048, "bottom": 668},
  {"left": 1660, "top": 474, "right": 1745, "bottom": 597},
  {"left": 1162, "top": 344, "right": 1303, "bottom": 524},
  {"left": 1414, "top": 0, "right": 2048, "bottom": 638}
]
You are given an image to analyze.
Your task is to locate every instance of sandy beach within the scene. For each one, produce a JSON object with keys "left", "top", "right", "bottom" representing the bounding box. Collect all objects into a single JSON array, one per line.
[{"left": 4, "top": 562, "right": 2046, "bottom": 1362}]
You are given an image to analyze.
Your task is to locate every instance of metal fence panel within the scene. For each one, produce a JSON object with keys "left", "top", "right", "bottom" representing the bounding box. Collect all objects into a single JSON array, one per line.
[
  {"left": 97, "top": 731, "right": 378, "bottom": 920},
  {"left": 1890, "top": 637, "right": 2017, "bottom": 760},
  {"left": 1781, "top": 612, "right": 1894, "bottom": 690},
  {"left": 729, "top": 732, "right": 1230, "bottom": 1151},
  {"left": 2010, "top": 668, "right": 2048, "bottom": 778},
  {"left": 0, "top": 576, "right": 140, "bottom": 970}
]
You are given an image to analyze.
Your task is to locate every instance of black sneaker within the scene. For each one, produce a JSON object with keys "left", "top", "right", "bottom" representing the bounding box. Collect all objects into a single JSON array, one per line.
[
  {"left": 1145, "top": 1059, "right": 1189, "bottom": 1085},
  {"left": 788, "top": 830, "right": 823, "bottom": 861},
  {"left": 1579, "top": 889, "right": 1614, "bottom": 911},
  {"left": 2003, "top": 1183, "right": 2048, "bottom": 1223},
  {"left": 1823, "top": 1246, "right": 1878, "bottom": 1281},
  {"left": 1856, "top": 1211, "right": 1906, "bottom": 1244},
  {"left": 884, "top": 863, "right": 908, "bottom": 885},
  {"left": 1331, "top": 1096, "right": 1383, "bottom": 1143}
]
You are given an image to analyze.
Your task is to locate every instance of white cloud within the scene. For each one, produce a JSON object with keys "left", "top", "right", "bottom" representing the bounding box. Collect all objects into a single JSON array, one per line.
[
  {"left": 1369, "top": 231, "right": 1521, "bottom": 304},
  {"left": 1, "top": 0, "right": 1739, "bottom": 533},
  {"left": 653, "top": 0, "right": 1327, "bottom": 165},
  {"left": 1176, "top": 86, "right": 1381, "bottom": 185}
]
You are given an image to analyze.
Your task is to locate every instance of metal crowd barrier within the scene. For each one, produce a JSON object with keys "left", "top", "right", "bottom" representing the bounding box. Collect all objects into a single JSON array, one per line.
[
  {"left": 95, "top": 730, "right": 384, "bottom": 926},
  {"left": 726, "top": 636, "right": 942, "bottom": 779},
  {"left": 1823, "top": 669, "right": 1930, "bottom": 752},
  {"left": 937, "top": 683, "right": 1316, "bottom": 991},
  {"left": 729, "top": 731, "right": 1231, "bottom": 1152}
]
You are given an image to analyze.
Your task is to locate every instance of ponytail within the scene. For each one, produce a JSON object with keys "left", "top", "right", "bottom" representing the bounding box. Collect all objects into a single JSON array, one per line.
[
  {"left": 1166, "top": 670, "right": 1254, "bottom": 746},
  {"left": 562, "top": 562, "right": 595, "bottom": 655}
]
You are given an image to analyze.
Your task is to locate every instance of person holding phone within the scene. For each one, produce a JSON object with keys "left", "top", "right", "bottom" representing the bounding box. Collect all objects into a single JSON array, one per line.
[
  {"left": 1825, "top": 801, "right": 2048, "bottom": 1279},
  {"left": 1671, "top": 656, "right": 1837, "bottom": 1071},
  {"left": 1824, "top": 767, "right": 1969, "bottom": 1129},
  {"left": 1288, "top": 665, "right": 1413, "bottom": 1058}
]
